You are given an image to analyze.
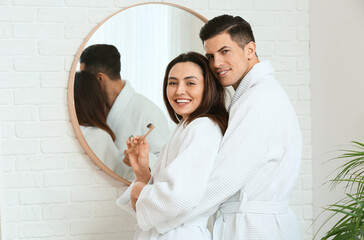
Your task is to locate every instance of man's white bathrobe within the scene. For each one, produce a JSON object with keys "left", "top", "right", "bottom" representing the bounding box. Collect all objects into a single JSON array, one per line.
[
  {"left": 107, "top": 81, "right": 170, "bottom": 180},
  {"left": 117, "top": 117, "right": 223, "bottom": 240},
  {"left": 134, "top": 61, "right": 302, "bottom": 239}
]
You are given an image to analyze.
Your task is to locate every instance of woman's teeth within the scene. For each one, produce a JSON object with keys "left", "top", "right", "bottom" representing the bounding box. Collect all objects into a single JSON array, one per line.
[
  {"left": 176, "top": 99, "right": 191, "bottom": 103},
  {"left": 219, "top": 70, "right": 228, "bottom": 76}
]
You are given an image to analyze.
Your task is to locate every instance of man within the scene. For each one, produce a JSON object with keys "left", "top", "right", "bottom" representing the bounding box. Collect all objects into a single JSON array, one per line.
[
  {"left": 131, "top": 15, "right": 302, "bottom": 239},
  {"left": 79, "top": 44, "right": 170, "bottom": 180}
]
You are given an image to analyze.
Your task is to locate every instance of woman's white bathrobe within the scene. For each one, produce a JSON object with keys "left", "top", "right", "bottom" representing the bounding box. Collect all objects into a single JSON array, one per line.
[
  {"left": 135, "top": 61, "right": 302, "bottom": 239},
  {"left": 117, "top": 117, "right": 223, "bottom": 240},
  {"left": 81, "top": 126, "right": 122, "bottom": 172},
  {"left": 107, "top": 81, "right": 170, "bottom": 180}
]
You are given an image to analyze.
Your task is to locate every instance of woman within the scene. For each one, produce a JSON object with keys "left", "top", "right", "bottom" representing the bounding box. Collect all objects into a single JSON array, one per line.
[
  {"left": 117, "top": 52, "right": 229, "bottom": 240},
  {"left": 74, "top": 70, "right": 127, "bottom": 177}
]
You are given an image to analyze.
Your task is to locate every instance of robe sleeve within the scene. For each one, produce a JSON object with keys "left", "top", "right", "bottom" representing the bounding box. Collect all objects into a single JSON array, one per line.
[
  {"left": 116, "top": 143, "right": 167, "bottom": 216},
  {"left": 154, "top": 105, "right": 270, "bottom": 234},
  {"left": 135, "top": 117, "right": 223, "bottom": 231},
  {"left": 115, "top": 180, "right": 137, "bottom": 217}
]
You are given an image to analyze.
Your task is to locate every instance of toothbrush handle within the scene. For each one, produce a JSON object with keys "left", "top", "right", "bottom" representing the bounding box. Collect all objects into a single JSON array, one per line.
[{"left": 127, "top": 126, "right": 154, "bottom": 154}]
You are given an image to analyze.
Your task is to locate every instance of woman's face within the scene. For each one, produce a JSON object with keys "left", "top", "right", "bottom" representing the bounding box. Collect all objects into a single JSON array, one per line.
[{"left": 166, "top": 62, "right": 204, "bottom": 120}]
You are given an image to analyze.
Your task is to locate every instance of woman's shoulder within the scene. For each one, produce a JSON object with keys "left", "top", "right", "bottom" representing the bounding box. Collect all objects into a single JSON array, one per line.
[
  {"left": 80, "top": 126, "right": 114, "bottom": 143},
  {"left": 177, "top": 117, "right": 223, "bottom": 147},
  {"left": 188, "top": 116, "right": 216, "bottom": 126},
  {"left": 184, "top": 117, "right": 222, "bottom": 136}
]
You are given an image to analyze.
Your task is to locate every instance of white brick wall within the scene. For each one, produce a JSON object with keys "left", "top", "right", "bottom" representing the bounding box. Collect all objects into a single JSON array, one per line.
[
  {"left": 0, "top": 7, "right": 36, "bottom": 22},
  {"left": 0, "top": 121, "right": 3, "bottom": 239},
  {"left": 13, "top": 0, "right": 63, "bottom": 7},
  {"left": 1, "top": 0, "right": 312, "bottom": 239},
  {"left": 0, "top": 40, "right": 37, "bottom": 55},
  {"left": 13, "top": 24, "right": 65, "bottom": 39}
]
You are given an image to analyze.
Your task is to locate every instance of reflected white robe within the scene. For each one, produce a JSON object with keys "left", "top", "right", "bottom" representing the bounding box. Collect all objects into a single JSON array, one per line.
[
  {"left": 144, "top": 61, "right": 302, "bottom": 239},
  {"left": 80, "top": 126, "right": 122, "bottom": 171},
  {"left": 117, "top": 117, "right": 223, "bottom": 240},
  {"left": 107, "top": 81, "right": 170, "bottom": 180}
]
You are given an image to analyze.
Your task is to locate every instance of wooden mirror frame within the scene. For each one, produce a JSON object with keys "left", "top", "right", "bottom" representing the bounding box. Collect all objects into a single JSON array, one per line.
[{"left": 67, "top": 2, "right": 207, "bottom": 185}]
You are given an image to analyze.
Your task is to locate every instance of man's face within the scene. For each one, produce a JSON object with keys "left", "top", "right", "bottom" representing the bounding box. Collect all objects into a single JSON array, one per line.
[
  {"left": 204, "top": 32, "right": 250, "bottom": 90},
  {"left": 79, "top": 63, "right": 85, "bottom": 71}
]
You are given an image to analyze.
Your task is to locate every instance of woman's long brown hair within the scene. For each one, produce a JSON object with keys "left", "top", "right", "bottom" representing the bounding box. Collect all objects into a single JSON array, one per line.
[
  {"left": 74, "top": 71, "right": 116, "bottom": 141},
  {"left": 163, "top": 52, "right": 229, "bottom": 134}
]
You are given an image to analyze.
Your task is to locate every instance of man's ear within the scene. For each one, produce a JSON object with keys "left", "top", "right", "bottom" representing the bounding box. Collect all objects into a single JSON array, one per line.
[
  {"left": 96, "top": 72, "right": 106, "bottom": 83},
  {"left": 246, "top": 41, "right": 256, "bottom": 60}
]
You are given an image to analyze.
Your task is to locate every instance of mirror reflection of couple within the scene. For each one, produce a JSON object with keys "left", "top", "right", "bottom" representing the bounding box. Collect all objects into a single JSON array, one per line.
[
  {"left": 84, "top": 14, "right": 302, "bottom": 239},
  {"left": 74, "top": 44, "right": 170, "bottom": 180}
]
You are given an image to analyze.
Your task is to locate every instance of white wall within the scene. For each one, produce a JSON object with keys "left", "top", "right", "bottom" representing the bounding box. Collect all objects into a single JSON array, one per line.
[
  {"left": 1, "top": 123, "right": 3, "bottom": 239},
  {"left": 1, "top": 0, "right": 312, "bottom": 239},
  {"left": 310, "top": 0, "right": 364, "bottom": 238}
]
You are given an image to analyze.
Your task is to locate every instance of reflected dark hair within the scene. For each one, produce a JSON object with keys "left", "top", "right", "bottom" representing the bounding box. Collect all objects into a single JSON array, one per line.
[
  {"left": 200, "top": 14, "right": 256, "bottom": 50},
  {"left": 79, "top": 44, "right": 121, "bottom": 80},
  {"left": 74, "top": 70, "right": 116, "bottom": 141},
  {"left": 162, "top": 52, "right": 228, "bottom": 134}
]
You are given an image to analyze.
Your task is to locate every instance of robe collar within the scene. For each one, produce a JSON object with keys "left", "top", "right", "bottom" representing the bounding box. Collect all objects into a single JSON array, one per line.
[
  {"left": 107, "top": 80, "right": 134, "bottom": 129},
  {"left": 228, "top": 61, "right": 274, "bottom": 112}
]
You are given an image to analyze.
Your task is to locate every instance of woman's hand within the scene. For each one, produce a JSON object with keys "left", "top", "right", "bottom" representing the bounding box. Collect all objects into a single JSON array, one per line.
[
  {"left": 131, "top": 181, "right": 146, "bottom": 211},
  {"left": 126, "top": 136, "right": 151, "bottom": 184},
  {"left": 122, "top": 151, "right": 131, "bottom": 167}
]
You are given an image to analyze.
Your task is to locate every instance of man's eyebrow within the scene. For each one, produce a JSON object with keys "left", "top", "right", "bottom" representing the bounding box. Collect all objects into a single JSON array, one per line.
[
  {"left": 205, "top": 46, "right": 230, "bottom": 57},
  {"left": 184, "top": 76, "right": 198, "bottom": 80},
  {"left": 217, "top": 46, "right": 229, "bottom": 52}
]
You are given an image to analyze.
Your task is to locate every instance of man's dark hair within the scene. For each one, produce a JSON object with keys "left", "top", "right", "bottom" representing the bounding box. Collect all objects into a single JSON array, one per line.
[
  {"left": 79, "top": 44, "right": 121, "bottom": 80},
  {"left": 199, "top": 15, "right": 255, "bottom": 50}
]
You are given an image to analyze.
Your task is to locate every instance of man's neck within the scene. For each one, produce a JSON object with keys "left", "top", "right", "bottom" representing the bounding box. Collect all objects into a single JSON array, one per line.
[
  {"left": 106, "top": 79, "right": 125, "bottom": 107},
  {"left": 233, "top": 58, "right": 260, "bottom": 90}
]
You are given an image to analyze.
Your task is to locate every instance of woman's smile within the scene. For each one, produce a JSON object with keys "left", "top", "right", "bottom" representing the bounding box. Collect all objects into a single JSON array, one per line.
[{"left": 167, "top": 62, "right": 204, "bottom": 120}]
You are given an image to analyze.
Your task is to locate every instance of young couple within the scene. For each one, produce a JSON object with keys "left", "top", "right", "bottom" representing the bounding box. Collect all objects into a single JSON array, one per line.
[{"left": 118, "top": 14, "right": 302, "bottom": 240}]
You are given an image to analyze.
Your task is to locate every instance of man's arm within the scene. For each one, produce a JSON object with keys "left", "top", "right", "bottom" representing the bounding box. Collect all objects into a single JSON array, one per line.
[{"left": 154, "top": 107, "right": 270, "bottom": 234}]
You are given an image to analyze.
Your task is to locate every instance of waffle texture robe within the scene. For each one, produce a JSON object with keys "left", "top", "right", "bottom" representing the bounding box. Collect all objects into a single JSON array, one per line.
[
  {"left": 141, "top": 61, "right": 302, "bottom": 239},
  {"left": 117, "top": 117, "right": 223, "bottom": 240}
]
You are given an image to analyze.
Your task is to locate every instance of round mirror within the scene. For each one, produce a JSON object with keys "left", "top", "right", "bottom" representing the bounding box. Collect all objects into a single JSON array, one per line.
[{"left": 67, "top": 3, "right": 207, "bottom": 184}]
